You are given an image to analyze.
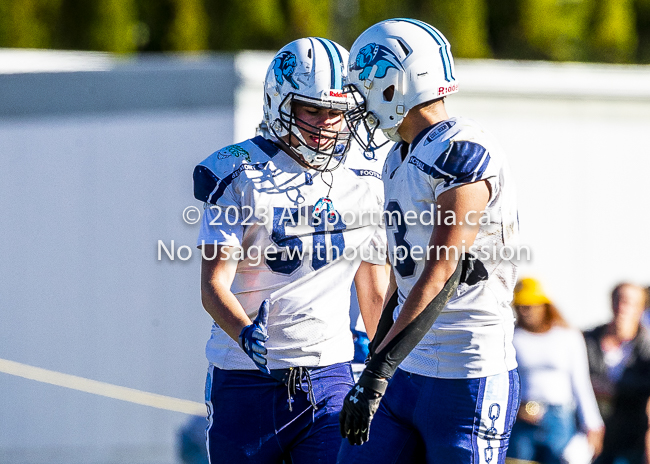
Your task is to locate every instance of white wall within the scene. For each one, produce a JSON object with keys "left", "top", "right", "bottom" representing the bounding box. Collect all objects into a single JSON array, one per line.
[
  {"left": 0, "top": 54, "right": 234, "bottom": 464},
  {"left": 0, "top": 109, "right": 231, "bottom": 463}
]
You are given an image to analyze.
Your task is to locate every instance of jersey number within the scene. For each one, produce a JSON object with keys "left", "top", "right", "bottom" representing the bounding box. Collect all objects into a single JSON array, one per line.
[
  {"left": 386, "top": 200, "right": 416, "bottom": 278},
  {"left": 266, "top": 206, "right": 346, "bottom": 275}
]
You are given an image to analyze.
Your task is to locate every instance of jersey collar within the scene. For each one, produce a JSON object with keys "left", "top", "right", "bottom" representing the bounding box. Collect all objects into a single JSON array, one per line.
[{"left": 409, "top": 119, "right": 453, "bottom": 153}]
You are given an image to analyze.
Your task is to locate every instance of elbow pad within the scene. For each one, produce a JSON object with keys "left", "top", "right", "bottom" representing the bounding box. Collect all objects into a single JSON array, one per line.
[{"left": 364, "top": 257, "right": 465, "bottom": 380}]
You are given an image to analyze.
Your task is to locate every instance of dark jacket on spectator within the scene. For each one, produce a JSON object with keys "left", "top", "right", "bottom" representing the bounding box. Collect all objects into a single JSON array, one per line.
[{"left": 584, "top": 325, "right": 650, "bottom": 463}]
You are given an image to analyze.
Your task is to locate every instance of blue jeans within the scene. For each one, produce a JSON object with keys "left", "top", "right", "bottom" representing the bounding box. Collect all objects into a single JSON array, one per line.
[
  {"left": 206, "top": 363, "right": 353, "bottom": 464},
  {"left": 507, "top": 404, "right": 577, "bottom": 464}
]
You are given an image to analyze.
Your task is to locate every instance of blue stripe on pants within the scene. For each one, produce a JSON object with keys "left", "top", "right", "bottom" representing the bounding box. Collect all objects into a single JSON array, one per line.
[{"left": 337, "top": 368, "right": 520, "bottom": 464}]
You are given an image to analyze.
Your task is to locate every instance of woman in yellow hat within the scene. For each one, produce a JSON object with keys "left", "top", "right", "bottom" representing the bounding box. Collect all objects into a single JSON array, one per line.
[{"left": 507, "top": 278, "right": 604, "bottom": 464}]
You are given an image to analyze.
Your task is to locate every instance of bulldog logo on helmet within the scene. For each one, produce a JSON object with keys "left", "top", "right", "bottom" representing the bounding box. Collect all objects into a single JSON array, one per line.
[
  {"left": 351, "top": 43, "right": 402, "bottom": 81},
  {"left": 273, "top": 51, "right": 299, "bottom": 90}
]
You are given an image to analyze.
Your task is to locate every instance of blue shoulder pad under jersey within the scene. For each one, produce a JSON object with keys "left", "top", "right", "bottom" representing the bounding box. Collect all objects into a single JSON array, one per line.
[
  {"left": 433, "top": 140, "right": 490, "bottom": 186},
  {"left": 410, "top": 140, "right": 491, "bottom": 188},
  {"left": 193, "top": 136, "right": 280, "bottom": 204}
]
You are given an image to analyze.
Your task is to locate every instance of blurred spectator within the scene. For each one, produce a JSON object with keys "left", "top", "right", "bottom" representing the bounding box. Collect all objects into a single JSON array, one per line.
[
  {"left": 178, "top": 415, "right": 208, "bottom": 464},
  {"left": 640, "top": 286, "right": 650, "bottom": 331},
  {"left": 508, "top": 278, "right": 604, "bottom": 464},
  {"left": 584, "top": 283, "right": 650, "bottom": 464}
]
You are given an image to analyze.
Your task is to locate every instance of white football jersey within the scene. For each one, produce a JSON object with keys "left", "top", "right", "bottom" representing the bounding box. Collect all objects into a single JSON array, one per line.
[
  {"left": 344, "top": 144, "right": 386, "bottom": 205},
  {"left": 383, "top": 117, "right": 519, "bottom": 378},
  {"left": 194, "top": 136, "right": 385, "bottom": 370},
  {"left": 343, "top": 142, "right": 391, "bottom": 332}
]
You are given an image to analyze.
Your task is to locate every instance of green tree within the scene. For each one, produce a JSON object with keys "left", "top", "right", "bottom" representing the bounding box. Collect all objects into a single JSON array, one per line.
[
  {"left": 3, "top": 0, "right": 649, "bottom": 63},
  {"left": 135, "top": 0, "right": 172, "bottom": 52},
  {"left": 205, "top": 0, "right": 287, "bottom": 51},
  {"left": 352, "top": 0, "right": 404, "bottom": 38},
  {"left": 636, "top": 0, "right": 650, "bottom": 62},
  {"left": 418, "top": 0, "right": 491, "bottom": 58},
  {"left": 89, "top": 0, "right": 139, "bottom": 52},
  {"left": 168, "top": 0, "right": 208, "bottom": 51},
  {"left": 55, "top": 0, "right": 94, "bottom": 50},
  {"left": 520, "top": 0, "right": 595, "bottom": 61},
  {"left": 590, "top": 0, "right": 637, "bottom": 62},
  {"left": 54, "top": 0, "right": 138, "bottom": 52},
  {"left": 0, "top": 0, "right": 61, "bottom": 48},
  {"left": 286, "top": 0, "right": 329, "bottom": 39},
  {"left": 330, "top": 0, "right": 490, "bottom": 57}
]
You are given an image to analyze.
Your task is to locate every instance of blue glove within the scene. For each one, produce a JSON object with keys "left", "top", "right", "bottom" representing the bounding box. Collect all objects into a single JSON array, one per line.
[{"left": 239, "top": 299, "right": 270, "bottom": 375}]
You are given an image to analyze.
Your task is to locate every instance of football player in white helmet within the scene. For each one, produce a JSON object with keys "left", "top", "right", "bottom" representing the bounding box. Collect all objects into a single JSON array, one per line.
[
  {"left": 264, "top": 38, "right": 354, "bottom": 171},
  {"left": 337, "top": 19, "right": 521, "bottom": 464},
  {"left": 194, "top": 37, "right": 388, "bottom": 464}
]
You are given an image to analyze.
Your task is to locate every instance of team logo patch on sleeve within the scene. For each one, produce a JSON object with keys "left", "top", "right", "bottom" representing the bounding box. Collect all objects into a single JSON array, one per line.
[
  {"left": 217, "top": 145, "right": 251, "bottom": 162},
  {"left": 351, "top": 43, "right": 403, "bottom": 80}
]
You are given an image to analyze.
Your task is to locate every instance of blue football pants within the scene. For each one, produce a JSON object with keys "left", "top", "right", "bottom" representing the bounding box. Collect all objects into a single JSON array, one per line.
[
  {"left": 206, "top": 362, "right": 354, "bottom": 464},
  {"left": 337, "top": 368, "right": 520, "bottom": 464}
]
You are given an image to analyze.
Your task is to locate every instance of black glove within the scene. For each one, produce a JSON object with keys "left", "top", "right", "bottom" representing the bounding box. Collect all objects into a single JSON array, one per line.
[{"left": 339, "top": 370, "right": 388, "bottom": 446}]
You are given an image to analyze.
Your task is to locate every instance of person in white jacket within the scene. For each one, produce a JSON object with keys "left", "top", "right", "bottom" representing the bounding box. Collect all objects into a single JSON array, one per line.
[{"left": 507, "top": 278, "right": 605, "bottom": 464}]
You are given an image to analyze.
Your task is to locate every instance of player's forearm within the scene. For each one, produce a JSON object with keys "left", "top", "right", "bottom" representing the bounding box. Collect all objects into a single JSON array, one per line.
[
  {"left": 375, "top": 257, "right": 458, "bottom": 353},
  {"left": 200, "top": 245, "right": 251, "bottom": 342},
  {"left": 367, "top": 267, "right": 398, "bottom": 347},
  {"left": 201, "top": 283, "right": 251, "bottom": 342},
  {"left": 355, "top": 262, "right": 390, "bottom": 339},
  {"left": 385, "top": 266, "right": 397, "bottom": 307}
]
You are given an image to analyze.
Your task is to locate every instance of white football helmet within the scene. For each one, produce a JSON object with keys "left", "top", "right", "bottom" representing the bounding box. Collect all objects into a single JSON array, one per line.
[
  {"left": 263, "top": 37, "right": 355, "bottom": 170},
  {"left": 345, "top": 18, "right": 458, "bottom": 148}
]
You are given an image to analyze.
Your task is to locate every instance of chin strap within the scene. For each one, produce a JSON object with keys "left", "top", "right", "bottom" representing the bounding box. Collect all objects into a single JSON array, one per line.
[
  {"left": 382, "top": 120, "right": 403, "bottom": 142},
  {"left": 270, "top": 119, "right": 344, "bottom": 173}
]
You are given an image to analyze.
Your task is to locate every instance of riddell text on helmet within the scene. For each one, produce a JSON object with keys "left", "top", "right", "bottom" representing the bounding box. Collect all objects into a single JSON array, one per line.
[{"left": 438, "top": 84, "right": 458, "bottom": 95}]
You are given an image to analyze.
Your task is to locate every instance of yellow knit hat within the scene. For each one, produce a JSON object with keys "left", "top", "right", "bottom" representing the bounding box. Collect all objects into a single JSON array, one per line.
[{"left": 513, "top": 278, "right": 551, "bottom": 306}]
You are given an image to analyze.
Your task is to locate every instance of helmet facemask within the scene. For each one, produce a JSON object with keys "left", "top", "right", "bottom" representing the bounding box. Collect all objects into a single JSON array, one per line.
[
  {"left": 344, "top": 84, "right": 393, "bottom": 154},
  {"left": 272, "top": 92, "right": 353, "bottom": 172}
]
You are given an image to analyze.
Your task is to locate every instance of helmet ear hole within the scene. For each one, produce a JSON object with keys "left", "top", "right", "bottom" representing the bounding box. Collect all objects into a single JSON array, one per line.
[
  {"left": 397, "top": 39, "right": 410, "bottom": 57},
  {"left": 383, "top": 85, "right": 395, "bottom": 102}
]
